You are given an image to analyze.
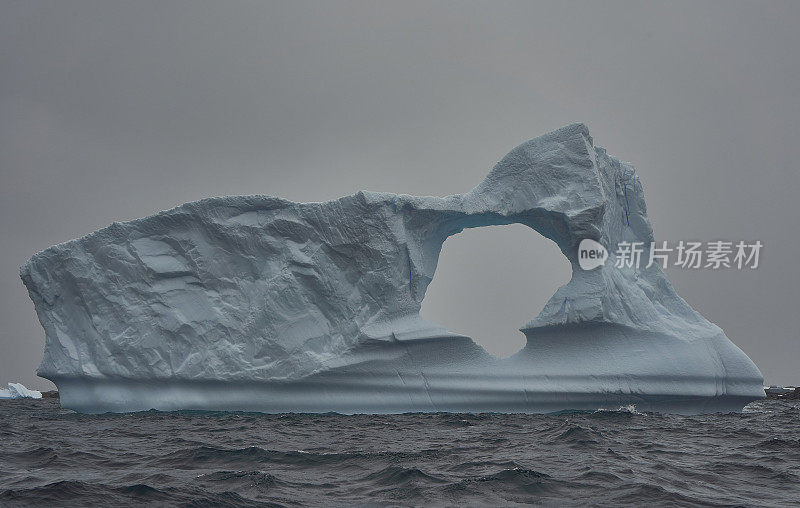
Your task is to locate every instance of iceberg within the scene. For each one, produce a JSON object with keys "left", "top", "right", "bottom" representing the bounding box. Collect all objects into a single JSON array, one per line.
[
  {"left": 20, "top": 124, "right": 764, "bottom": 414},
  {"left": 0, "top": 383, "right": 43, "bottom": 399}
]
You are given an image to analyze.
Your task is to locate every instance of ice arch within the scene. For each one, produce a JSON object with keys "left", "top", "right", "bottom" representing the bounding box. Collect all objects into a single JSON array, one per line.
[
  {"left": 421, "top": 224, "right": 570, "bottom": 358},
  {"left": 21, "top": 123, "right": 765, "bottom": 413}
]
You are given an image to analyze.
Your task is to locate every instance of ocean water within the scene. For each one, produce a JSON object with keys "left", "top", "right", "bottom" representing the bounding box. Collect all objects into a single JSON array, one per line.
[{"left": 1, "top": 399, "right": 798, "bottom": 507}]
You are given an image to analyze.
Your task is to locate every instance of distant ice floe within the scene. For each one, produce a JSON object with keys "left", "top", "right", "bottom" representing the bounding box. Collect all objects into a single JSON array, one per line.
[{"left": 0, "top": 382, "right": 42, "bottom": 399}]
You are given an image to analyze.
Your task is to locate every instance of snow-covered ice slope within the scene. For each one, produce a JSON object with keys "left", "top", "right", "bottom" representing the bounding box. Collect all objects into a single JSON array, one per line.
[{"left": 20, "top": 124, "right": 764, "bottom": 414}]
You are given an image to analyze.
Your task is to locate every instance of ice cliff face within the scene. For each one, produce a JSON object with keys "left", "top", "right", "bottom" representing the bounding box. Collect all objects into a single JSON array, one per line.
[{"left": 20, "top": 124, "right": 765, "bottom": 413}]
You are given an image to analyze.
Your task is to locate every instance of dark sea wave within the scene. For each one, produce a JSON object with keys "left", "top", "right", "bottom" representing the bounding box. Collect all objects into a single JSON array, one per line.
[{"left": 1, "top": 399, "right": 799, "bottom": 506}]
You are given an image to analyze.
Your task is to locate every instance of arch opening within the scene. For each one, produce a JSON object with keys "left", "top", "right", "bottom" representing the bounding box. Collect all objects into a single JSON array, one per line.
[{"left": 420, "top": 224, "right": 572, "bottom": 358}]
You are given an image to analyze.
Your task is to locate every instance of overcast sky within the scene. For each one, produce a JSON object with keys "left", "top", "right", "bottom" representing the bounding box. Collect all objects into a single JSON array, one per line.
[{"left": 1, "top": 1, "right": 798, "bottom": 390}]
